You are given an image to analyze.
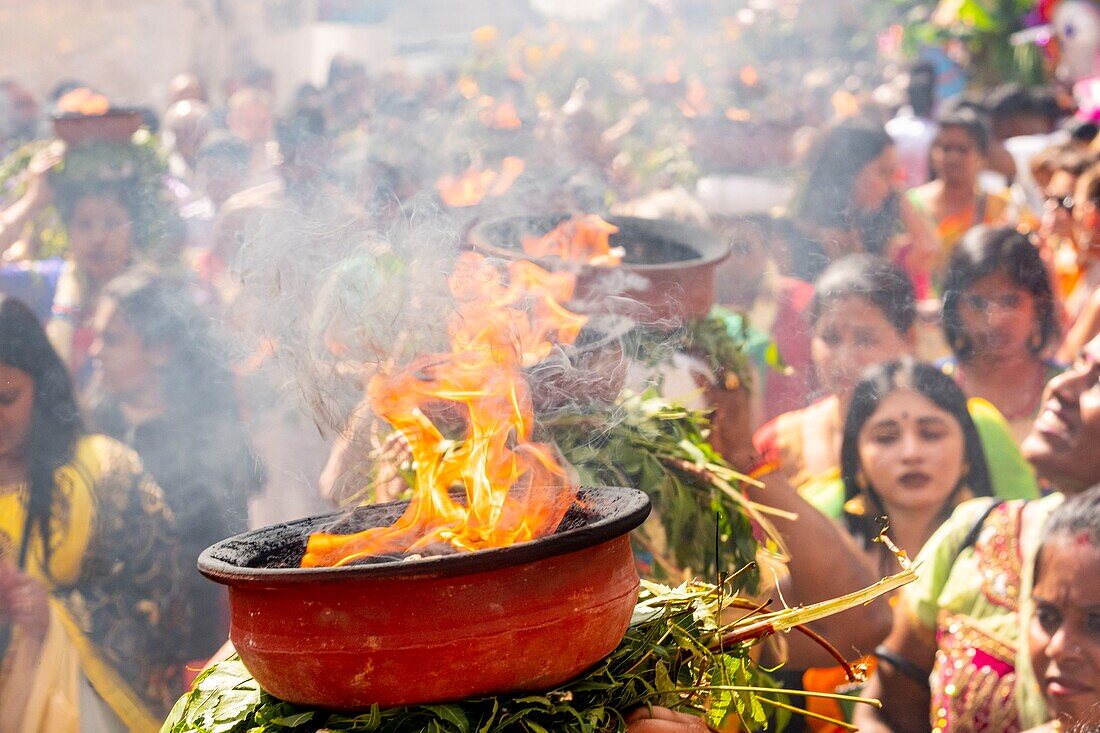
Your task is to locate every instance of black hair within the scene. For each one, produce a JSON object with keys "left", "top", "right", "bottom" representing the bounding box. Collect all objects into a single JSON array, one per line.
[
  {"left": 86, "top": 268, "right": 263, "bottom": 506},
  {"left": 794, "top": 119, "right": 896, "bottom": 230},
  {"left": 54, "top": 179, "right": 141, "bottom": 230},
  {"left": 840, "top": 358, "right": 993, "bottom": 549},
  {"left": 48, "top": 79, "right": 86, "bottom": 104},
  {"left": 1035, "top": 484, "right": 1100, "bottom": 580},
  {"left": 941, "top": 226, "right": 1057, "bottom": 360},
  {"left": 275, "top": 107, "right": 328, "bottom": 156},
  {"left": 1053, "top": 147, "right": 1097, "bottom": 177},
  {"left": 137, "top": 106, "right": 159, "bottom": 135},
  {"left": 196, "top": 133, "right": 251, "bottom": 168},
  {"left": 935, "top": 107, "right": 991, "bottom": 155},
  {"left": 908, "top": 61, "right": 937, "bottom": 117},
  {"left": 809, "top": 254, "right": 916, "bottom": 335},
  {"left": 987, "top": 83, "right": 1033, "bottom": 121},
  {"left": 0, "top": 296, "right": 84, "bottom": 569},
  {"left": 1065, "top": 119, "right": 1100, "bottom": 146},
  {"left": 1029, "top": 86, "right": 1064, "bottom": 123},
  {"left": 92, "top": 269, "right": 240, "bottom": 435}
]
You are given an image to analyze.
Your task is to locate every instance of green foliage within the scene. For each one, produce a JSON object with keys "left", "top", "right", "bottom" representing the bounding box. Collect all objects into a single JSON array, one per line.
[
  {"left": 162, "top": 581, "right": 788, "bottom": 733},
  {"left": 545, "top": 388, "right": 759, "bottom": 590},
  {"left": 895, "top": 0, "right": 1048, "bottom": 86}
]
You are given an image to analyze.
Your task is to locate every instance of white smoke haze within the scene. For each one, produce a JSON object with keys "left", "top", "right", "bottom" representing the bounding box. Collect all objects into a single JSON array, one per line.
[{"left": 0, "top": 0, "right": 916, "bottom": 530}]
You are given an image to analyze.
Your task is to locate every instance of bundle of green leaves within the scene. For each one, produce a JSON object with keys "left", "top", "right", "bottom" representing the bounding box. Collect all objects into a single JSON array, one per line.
[
  {"left": 162, "top": 581, "right": 790, "bottom": 733},
  {"left": 545, "top": 388, "right": 762, "bottom": 589}
]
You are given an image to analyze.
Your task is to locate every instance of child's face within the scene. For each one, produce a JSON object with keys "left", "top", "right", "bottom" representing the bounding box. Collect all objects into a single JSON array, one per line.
[{"left": 1029, "top": 535, "right": 1100, "bottom": 730}]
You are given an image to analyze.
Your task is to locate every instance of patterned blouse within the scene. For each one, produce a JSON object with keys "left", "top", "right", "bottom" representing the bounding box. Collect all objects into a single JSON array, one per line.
[{"left": 0, "top": 434, "right": 192, "bottom": 726}]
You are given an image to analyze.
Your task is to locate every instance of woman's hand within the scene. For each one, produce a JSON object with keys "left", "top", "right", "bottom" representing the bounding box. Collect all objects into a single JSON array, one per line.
[
  {"left": 625, "top": 706, "right": 712, "bottom": 732},
  {"left": 0, "top": 560, "right": 50, "bottom": 642},
  {"left": 0, "top": 141, "right": 65, "bottom": 256},
  {"left": 23, "top": 142, "right": 64, "bottom": 210}
]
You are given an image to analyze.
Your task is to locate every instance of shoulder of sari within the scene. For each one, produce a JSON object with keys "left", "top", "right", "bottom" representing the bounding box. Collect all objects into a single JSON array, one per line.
[
  {"left": 753, "top": 405, "right": 810, "bottom": 484},
  {"left": 901, "top": 496, "right": 1004, "bottom": 632},
  {"left": 798, "top": 466, "right": 845, "bottom": 520},
  {"left": 905, "top": 186, "right": 928, "bottom": 213},
  {"left": 967, "top": 398, "right": 1040, "bottom": 501},
  {"left": 58, "top": 433, "right": 191, "bottom": 719},
  {"left": 1015, "top": 493, "right": 1064, "bottom": 729},
  {"left": 983, "top": 189, "right": 1012, "bottom": 223}
]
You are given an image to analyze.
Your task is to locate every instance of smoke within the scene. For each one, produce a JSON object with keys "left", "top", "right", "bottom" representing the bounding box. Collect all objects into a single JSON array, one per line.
[{"left": 200, "top": 0, "right": 897, "bottom": 527}]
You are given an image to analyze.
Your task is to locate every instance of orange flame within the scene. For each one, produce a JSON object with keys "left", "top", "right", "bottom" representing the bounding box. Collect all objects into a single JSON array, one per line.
[
  {"left": 522, "top": 215, "right": 625, "bottom": 267},
  {"left": 436, "top": 157, "right": 525, "bottom": 207},
  {"left": 57, "top": 87, "right": 110, "bottom": 116},
  {"left": 301, "top": 253, "right": 588, "bottom": 567}
]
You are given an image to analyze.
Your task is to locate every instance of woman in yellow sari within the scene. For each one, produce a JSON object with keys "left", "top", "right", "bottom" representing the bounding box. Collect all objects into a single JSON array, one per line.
[{"left": 0, "top": 295, "right": 190, "bottom": 732}]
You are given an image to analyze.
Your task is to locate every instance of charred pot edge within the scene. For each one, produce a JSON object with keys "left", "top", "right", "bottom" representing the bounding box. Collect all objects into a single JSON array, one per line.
[
  {"left": 468, "top": 214, "right": 731, "bottom": 271},
  {"left": 198, "top": 486, "right": 650, "bottom": 584}
]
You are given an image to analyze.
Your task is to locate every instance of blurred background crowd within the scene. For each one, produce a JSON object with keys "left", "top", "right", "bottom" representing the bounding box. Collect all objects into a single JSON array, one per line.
[{"left": 4, "top": 1, "right": 1100, "bottom": 732}]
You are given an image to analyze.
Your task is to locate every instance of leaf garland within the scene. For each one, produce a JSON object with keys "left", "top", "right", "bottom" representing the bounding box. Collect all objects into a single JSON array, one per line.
[
  {"left": 162, "top": 581, "right": 788, "bottom": 733},
  {"left": 163, "top": 565, "right": 916, "bottom": 733}
]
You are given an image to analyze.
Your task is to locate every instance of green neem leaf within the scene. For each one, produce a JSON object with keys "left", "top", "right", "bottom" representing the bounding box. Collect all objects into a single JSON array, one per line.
[{"left": 267, "top": 712, "right": 315, "bottom": 726}]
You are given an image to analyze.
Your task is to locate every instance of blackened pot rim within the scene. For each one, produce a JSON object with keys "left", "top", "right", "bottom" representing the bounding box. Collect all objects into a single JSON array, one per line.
[
  {"left": 469, "top": 214, "right": 731, "bottom": 270},
  {"left": 198, "top": 486, "right": 650, "bottom": 584}
]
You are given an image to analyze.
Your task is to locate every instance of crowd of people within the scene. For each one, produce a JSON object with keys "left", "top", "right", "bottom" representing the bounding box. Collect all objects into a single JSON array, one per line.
[{"left": 1, "top": 13, "right": 1100, "bottom": 733}]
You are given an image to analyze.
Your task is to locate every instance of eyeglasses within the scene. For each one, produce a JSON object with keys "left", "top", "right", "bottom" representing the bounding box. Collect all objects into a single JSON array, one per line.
[{"left": 1044, "top": 194, "right": 1075, "bottom": 212}]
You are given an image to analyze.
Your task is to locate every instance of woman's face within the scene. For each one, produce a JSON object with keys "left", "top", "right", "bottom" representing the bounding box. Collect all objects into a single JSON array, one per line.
[
  {"left": 0, "top": 365, "right": 34, "bottom": 466},
  {"left": 812, "top": 295, "right": 912, "bottom": 399},
  {"left": 89, "top": 298, "right": 159, "bottom": 400},
  {"left": 68, "top": 194, "right": 132, "bottom": 284},
  {"left": 931, "top": 126, "right": 982, "bottom": 188},
  {"left": 956, "top": 270, "right": 1038, "bottom": 361},
  {"left": 852, "top": 145, "right": 899, "bottom": 212},
  {"left": 1024, "top": 334, "right": 1100, "bottom": 493},
  {"left": 1029, "top": 536, "right": 1100, "bottom": 730},
  {"left": 856, "top": 389, "right": 966, "bottom": 515}
]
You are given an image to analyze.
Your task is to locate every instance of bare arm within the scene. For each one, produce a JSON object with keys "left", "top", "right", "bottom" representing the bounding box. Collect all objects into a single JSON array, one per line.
[
  {"left": 0, "top": 144, "right": 62, "bottom": 257},
  {"left": 852, "top": 597, "right": 936, "bottom": 733},
  {"left": 625, "top": 707, "right": 711, "bottom": 732},
  {"left": 745, "top": 470, "right": 893, "bottom": 666}
]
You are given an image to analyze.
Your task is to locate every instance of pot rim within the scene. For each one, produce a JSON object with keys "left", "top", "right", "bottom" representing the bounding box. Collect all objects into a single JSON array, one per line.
[
  {"left": 199, "top": 486, "right": 650, "bottom": 585},
  {"left": 469, "top": 214, "right": 731, "bottom": 271},
  {"left": 51, "top": 107, "right": 146, "bottom": 121}
]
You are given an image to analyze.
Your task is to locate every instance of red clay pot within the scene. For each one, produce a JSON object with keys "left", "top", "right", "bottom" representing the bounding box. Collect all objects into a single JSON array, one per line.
[
  {"left": 199, "top": 487, "right": 650, "bottom": 709},
  {"left": 52, "top": 108, "right": 143, "bottom": 145},
  {"left": 467, "top": 214, "right": 730, "bottom": 325}
]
